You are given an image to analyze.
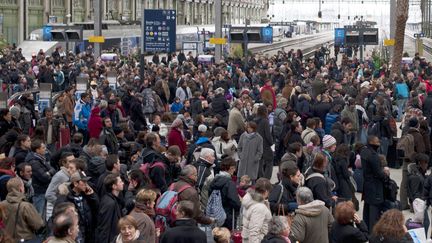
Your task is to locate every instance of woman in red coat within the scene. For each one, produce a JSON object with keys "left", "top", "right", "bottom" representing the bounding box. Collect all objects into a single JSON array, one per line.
[
  {"left": 260, "top": 79, "right": 276, "bottom": 110},
  {"left": 87, "top": 106, "right": 103, "bottom": 138},
  {"left": 168, "top": 118, "right": 187, "bottom": 156}
]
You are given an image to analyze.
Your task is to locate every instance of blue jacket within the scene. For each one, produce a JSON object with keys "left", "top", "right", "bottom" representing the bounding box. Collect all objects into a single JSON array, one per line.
[
  {"left": 73, "top": 100, "right": 91, "bottom": 130},
  {"left": 395, "top": 83, "right": 409, "bottom": 99},
  {"left": 170, "top": 102, "right": 183, "bottom": 113}
]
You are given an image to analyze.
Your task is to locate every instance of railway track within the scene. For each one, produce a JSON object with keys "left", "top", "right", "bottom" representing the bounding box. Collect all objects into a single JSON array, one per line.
[{"left": 249, "top": 32, "right": 333, "bottom": 54}]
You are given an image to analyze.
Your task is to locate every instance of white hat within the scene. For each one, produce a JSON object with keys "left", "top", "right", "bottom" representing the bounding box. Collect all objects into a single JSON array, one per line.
[
  {"left": 360, "top": 81, "right": 370, "bottom": 89},
  {"left": 322, "top": 135, "right": 337, "bottom": 149},
  {"left": 198, "top": 124, "right": 208, "bottom": 133}
]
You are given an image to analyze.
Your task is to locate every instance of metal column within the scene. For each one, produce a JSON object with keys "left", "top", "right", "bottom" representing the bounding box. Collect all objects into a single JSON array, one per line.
[
  {"left": 389, "top": 0, "right": 396, "bottom": 58},
  {"left": 94, "top": 0, "right": 102, "bottom": 58},
  {"left": 215, "top": 0, "right": 222, "bottom": 63}
]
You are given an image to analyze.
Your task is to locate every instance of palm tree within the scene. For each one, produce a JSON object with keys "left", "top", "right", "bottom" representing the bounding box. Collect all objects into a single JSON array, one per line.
[{"left": 390, "top": 0, "right": 409, "bottom": 78}]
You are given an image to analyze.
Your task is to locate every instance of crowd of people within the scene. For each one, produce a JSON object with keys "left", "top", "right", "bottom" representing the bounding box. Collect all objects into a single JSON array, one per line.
[{"left": 0, "top": 41, "right": 431, "bottom": 243}]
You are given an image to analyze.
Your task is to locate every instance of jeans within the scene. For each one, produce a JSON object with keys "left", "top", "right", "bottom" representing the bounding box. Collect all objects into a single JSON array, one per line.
[
  {"left": 33, "top": 193, "right": 46, "bottom": 218},
  {"left": 396, "top": 98, "right": 408, "bottom": 121},
  {"left": 379, "top": 137, "right": 389, "bottom": 157}
]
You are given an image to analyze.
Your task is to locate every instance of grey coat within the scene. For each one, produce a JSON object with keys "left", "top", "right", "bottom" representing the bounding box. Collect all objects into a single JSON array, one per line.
[{"left": 237, "top": 132, "right": 263, "bottom": 180}]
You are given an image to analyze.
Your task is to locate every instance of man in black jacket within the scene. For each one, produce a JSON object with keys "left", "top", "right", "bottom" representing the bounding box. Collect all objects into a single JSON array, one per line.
[
  {"left": 160, "top": 200, "right": 207, "bottom": 243},
  {"left": 361, "top": 135, "right": 388, "bottom": 231},
  {"left": 26, "top": 139, "right": 56, "bottom": 215},
  {"left": 148, "top": 145, "right": 182, "bottom": 193},
  {"left": 99, "top": 117, "right": 119, "bottom": 154},
  {"left": 330, "top": 117, "right": 354, "bottom": 146},
  {"left": 95, "top": 173, "right": 124, "bottom": 243},
  {"left": 96, "top": 154, "right": 121, "bottom": 197},
  {"left": 56, "top": 171, "right": 99, "bottom": 243}
]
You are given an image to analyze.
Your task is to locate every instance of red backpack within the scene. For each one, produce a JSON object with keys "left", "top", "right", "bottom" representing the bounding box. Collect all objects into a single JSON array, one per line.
[
  {"left": 140, "top": 162, "right": 166, "bottom": 188},
  {"left": 154, "top": 183, "right": 192, "bottom": 234}
]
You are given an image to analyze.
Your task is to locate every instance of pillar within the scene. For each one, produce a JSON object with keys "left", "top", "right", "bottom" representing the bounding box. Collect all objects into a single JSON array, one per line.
[
  {"left": 86, "top": 0, "right": 91, "bottom": 20},
  {"left": 19, "top": 0, "right": 24, "bottom": 43}
]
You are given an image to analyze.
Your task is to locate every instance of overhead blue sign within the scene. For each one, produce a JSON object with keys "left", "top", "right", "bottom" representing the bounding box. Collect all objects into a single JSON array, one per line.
[
  {"left": 262, "top": 26, "right": 273, "bottom": 44},
  {"left": 143, "top": 9, "right": 176, "bottom": 53},
  {"left": 43, "top": 25, "right": 53, "bottom": 41},
  {"left": 335, "top": 28, "right": 345, "bottom": 46}
]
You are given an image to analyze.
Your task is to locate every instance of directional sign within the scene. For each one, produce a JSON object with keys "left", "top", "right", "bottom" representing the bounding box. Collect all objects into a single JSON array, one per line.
[
  {"left": 261, "top": 27, "right": 273, "bottom": 43},
  {"left": 143, "top": 9, "right": 176, "bottom": 53},
  {"left": 384, "top": 39, "right": 395, "bottom": 46},
  {"left": 334, "top": 28, "right": 345, "bottom": 46},
  {"left": 209, "top": 38, "right": 227, "bottom": 45},
  {"left": 89, "top": 36, "right": 105, "bottom": 43}
]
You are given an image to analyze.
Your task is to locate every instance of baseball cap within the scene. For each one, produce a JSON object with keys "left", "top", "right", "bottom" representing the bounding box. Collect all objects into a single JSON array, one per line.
[{"left": 70, "top": 171, "right": 90, "bottom": 183}]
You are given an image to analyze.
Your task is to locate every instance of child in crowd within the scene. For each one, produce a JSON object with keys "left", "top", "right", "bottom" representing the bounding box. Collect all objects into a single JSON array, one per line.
[
  {"left": 170, "top": 97, "right": 183, "bottom": 113},
  {"left": 237, "top": 175, "right": 251, "bottom": 198}
]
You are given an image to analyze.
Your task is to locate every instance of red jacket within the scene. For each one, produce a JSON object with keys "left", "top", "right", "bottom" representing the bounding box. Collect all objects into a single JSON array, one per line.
[
  {"left": 88, "top": 107, "right": 103, "bottom": 138},
  {"left": 168, "top": 128, "right": 187, "bottom": 156},
  {"left": 260, "top": 84, "right": 276, "bottom": 109}
]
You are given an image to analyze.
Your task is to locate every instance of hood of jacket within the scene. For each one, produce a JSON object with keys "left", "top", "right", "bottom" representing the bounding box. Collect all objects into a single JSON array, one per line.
[
  {"left": 88, "top": 156, "right": 106, "bottom": 175},
  {"left": 244, "top": 132, "right": 260, "bottom": 140},
  {"left": 242, "top": 188, "right": 265, "bottom": 209},
  {"left": 209, "top": 171, "right": 231, "bottom": 191},
  {"left": 281, "top": 152, "right": 297, "bottom": 164},
  {"left": 5, "top": 190, "right": 26, "bottom": 204},
  {"left": 296, "top": 200, "right": 326, "bottom": 217},
  {"left": 331, "top": 121, "right": 344, "bottom": 133},
  {"left": 173, "top": 218, "right": 198, "bottom": 227},
  {"left": 195, "top": 137, "right": 211, "bottom": 145},
  {"left": 408, "top": 163, "right": 425, "bottom": 177}
]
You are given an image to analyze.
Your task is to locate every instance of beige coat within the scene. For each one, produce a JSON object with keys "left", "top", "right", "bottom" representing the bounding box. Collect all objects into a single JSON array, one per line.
[
  {"left": 241, "top": 189, "right": 272, "bottom": 243},
  {"left": 0, "top": 191, "right": 44, "bottom": 241},
  {"left": 290, "top": 200, "right": 334, "bottom": 243},
  {"left": 227, "top": 107, "right": 245, "bottom": 137}
]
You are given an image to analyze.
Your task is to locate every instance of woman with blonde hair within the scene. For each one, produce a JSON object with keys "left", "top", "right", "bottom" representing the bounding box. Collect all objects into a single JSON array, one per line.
[
  {"left": 212, "top": 227, "right": 231, "bottom": 243},
  {"left": 369, "top": 209, "right": 414, "bottom": 243},
  {"left": 114, "top": 215, "right": 145, "bottom": 243},
  {"left": 129, "top": 189, "right": 157, "bottom": 242}
]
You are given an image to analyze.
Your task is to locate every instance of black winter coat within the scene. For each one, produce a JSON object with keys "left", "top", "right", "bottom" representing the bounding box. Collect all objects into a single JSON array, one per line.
[
  {"left": 334, "top": 157, "right": 353, "bottom": 199},
  {"left": 305, "top": 168, "right": 334, "bottom": 208},
  {"left": 208, "top": 173, "right": 241, "bottom": 229},
  {"left": 330, "top": 221, "right": 369, "bottom": 243},
  {"left": 269, "top": 177, "right": 297, "bottom": 214},
  {"left": 407, "top": 163, "right": 426, "bottom": 204},
  {"left": 361, "top": 145, "right": 386, "bottom": 205},
  {"left": 211, "top": 94, "right": 230, "bottom": 118},
  {"left": 56, "top": 185, "right": 99, "bottom": 243},
  {"left": 160, "top": 219, "right": 206, "bottom": 243},
  {"left": 312, "top": 102, "right": 332, "bottom": 127},
  {"left": 14, "top": 147, "right": 30, "bottom": 166},
  {"left": 26, "top": 152, "right": 55, "bottom": 194},
  {"left": 254, "top": 116, "right": 274, "bottom": 162},
  {"left": 95, "top": 193, "right": 124, "bottom": 243}
]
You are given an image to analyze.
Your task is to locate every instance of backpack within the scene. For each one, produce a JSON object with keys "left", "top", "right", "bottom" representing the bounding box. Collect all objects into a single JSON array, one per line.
[
  {"left": 139, "top": 161, "right": 166, "bottom": 188},
  {"left": 273, "top": 109, "right": 286, "bottom": 140},
  {"left": 367, "top": 121, "right": 382, "bottom": 138},
  {"left": 206, "top": 190, "right": 226, "bottom": 227},
  {"left": 396, "top": 134, "right": 415, "bottom": 160},
  {"left": 142, "top": 88, "right": 156, "bottom": 114},
  {"left": 190, "top": 145, "right": 202, "bottom": 164},
  {"left": 155, "top": 183, "right": 192, "bottom": 234}
]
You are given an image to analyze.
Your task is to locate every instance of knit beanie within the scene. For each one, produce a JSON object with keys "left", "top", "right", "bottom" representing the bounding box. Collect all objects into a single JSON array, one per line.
[{"left": 322, "top": 135, "right": 336, "bottom": 149}]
